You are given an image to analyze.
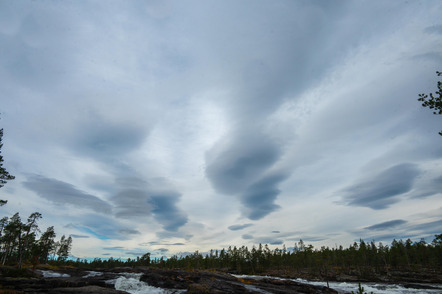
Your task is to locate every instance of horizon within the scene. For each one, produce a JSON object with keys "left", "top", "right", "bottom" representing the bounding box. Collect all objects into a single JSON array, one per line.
[
  {"left": 70, "top": 233, "right": 440, "bottom": 261},
  {"left": 0, "top": 0, "right": 441, "bottom": 259}
]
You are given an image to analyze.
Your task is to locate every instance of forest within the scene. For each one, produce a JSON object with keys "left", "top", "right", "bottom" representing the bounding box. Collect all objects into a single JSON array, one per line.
[
  {"left": 0, "top": 127, "right": 72, "bottom": 269},
  {"left": 0, "top": 211, "right": 72, "bottom": 269},
  {"left": 152, "top": 236, "right": 442, "bottom": 275},
  {"left": 47, "top": 234, "right": 442, "bottom": 280}
]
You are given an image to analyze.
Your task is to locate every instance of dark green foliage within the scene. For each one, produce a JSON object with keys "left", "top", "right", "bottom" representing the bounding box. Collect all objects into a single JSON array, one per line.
[
  {"left": 134, "top": 236, "right": 441, "bottom": 278},
  {"left": 432, "top": 233, "right": 442, "bottom": 246},
  {"left": 56, "top": 235, "right": 73, "bottom": 262},
  {"left": 0, "top": 127, "right": 15, "bottom": 205},
  {"left": 140, "top": 252, "right": 151, "bottom": 265},
  {"left": 0, "top": 212, "right": 70, "bottom": 267},
  {"left": 38, "top": 226, "right": 56, "bottom": 264},
  {"left": 351, "top": 283, "right": 374, "bottom": 294},
  {"left": 0, "top": 266, "right": 35, "bottom": 278},
  {"left": 62, "top": 234, "right": 442, "bottom": 282},
  {"left": 0, "top": 128, "right": 14, "bottom": 189},
  {"left": 0, "top": 125, "right": 64, "bottom": 267},
  {"left": 418, "top": 71, "right": 442, "bottom": 135},
  {"left": 52, "top": 254, "right": 153, "bottom": 269}
]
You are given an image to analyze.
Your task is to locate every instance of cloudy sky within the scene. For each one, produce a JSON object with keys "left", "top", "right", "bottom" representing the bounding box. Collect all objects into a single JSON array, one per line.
[{"left": 0, "top": 0, "right": 441, "bottom": 259}]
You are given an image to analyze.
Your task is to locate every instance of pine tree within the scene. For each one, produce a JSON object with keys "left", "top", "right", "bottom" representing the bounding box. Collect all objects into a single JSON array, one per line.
[
  {"left": 0, "top": 127, "right": 15, "bottom": 205},
  {"left": 57, "top": 235, "right": 72, "bottom": 261},
  {"left": 418, "top": 71, "right": 442, "bottom": 135}
]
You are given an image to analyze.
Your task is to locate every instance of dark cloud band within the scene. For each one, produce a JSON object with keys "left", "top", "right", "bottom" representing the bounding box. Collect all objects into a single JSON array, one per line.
[
  {"left": 23, "top": 175, "right": 112, "bottom": 213},
  {"left": 340, "top": 163, "right": 420, "bottom": 209}
]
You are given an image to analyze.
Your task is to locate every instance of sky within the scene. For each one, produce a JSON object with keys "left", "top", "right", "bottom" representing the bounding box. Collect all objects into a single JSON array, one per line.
[{"left": 0, "top": 0, "right": 441, "bottom": 260}]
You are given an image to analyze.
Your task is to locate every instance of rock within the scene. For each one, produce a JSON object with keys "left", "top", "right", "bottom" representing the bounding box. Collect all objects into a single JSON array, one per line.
[
  {"left": 49, "top": 285, "right": 127, "bottom": 293},
  {"left": 139, "top": 268, "right": 338, "bottom": 293},
  {"left": 0, "top": 267, "right": 125, "bottom": 293},
  {"left": 245, "top": 278, "right": 337, "bottom": 294},
  {"left": 0, "top": 266, "right": 344, "bottom": 293}
]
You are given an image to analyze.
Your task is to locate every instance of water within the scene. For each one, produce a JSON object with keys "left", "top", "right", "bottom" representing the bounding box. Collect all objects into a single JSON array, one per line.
[
  {"left": 235, "top": 274, "right": 442, "bottom": 294},
  {"left": 110, "top": 272, "right": 185, "bottom": 294},
  {"left": 303, "top": 280, "right": 442, "bottom": 294},
  {"left": 41, "top": 270, "right": 442, "bottom": 293},
  {"left": 40, "top": 270, "right": 184, "bottom": 293},
  {"left": 82, "top": 270, "right": 103, "bottom": 278},
  {"left": 39, "top": 270, "right": 70, "bottom": 278}
]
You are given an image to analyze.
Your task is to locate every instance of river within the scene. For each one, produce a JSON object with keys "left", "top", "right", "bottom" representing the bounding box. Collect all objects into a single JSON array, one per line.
[
  {"left": 234, "top": 274, "right": 442, "bottom": 294},
  {"left": 40, "top": 270, "right": 442, "bottom": 293},
  {"left": 109, "top": 272, "right": 442, "bottom": 293}
]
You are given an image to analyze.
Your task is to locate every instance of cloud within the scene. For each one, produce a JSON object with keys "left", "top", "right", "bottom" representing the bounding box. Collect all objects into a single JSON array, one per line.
[
  {"left": 255, "top": 237, "right": 284, "bottom": 245},
  {"left": 205, "top": 131, "right": 281, "bottom": 195},
  {"left": 150, "top": 192, "right": 188, "bottom": 232},
  {"left": 77, "top": 226, "right": 110, "bottom": 240},
  {"left": 356, "top": 218, "right": 442, "bottom": 243},
  {"left": 156, "top": 231, "right": 193, "bottom": 240},
  {"left": 242, "top": 234, "right": 253, "bottom": 240},
  {"left": 412, "top": 176, "right": 442, "bottom": 198},
  {"left": 156, "top": 248, "right": 169, "bottom": 253},
  {"left": 70, "top": 114, "right": 148, "bottom": 160},
  {"left": 364, "top": 220, "right": 407, "bottom": 231},
  {"left": 424, "top": 25, "right": 442, "bottom": 35},
  {"left": 118, "top": 229, "right": 141, "bottom": 235},
  {"left": 126, "top": 252, "right": 148, "bottom": 256},
  {"left": 70, "top": 234, "right": 90, "bottom": 239},
  {"left": 409, "top": 219, "right": 442, "bottom": 233},
  {"left": 111, "top": 189, "right": 151, "bottom": 218},
  {"left": 109, "top": 177, "right": 188, "bottom": 232},
  {"left": 140, "top": 242, "right": 186, "bottom": 246},
  {"left": 228, "top": 224, "right": 253, "bottom": 231},
  {"left": 1, "top": 0, "right": 442, "bottom": 259},
  {"left": 67, "top": 214, "right": 137, "bottom": 241},
  {"left": 23, "top": 175, "right": 112, "bottom": 213},
  {"left": 103, "top": 247, "right": 125, "bottom": 251},
  {"left": 358, "top": 233, "right": 416, "bottom": 243},
  {"left": 411, "top": 52, "right": 442, "bottom": 63},
  {"left": 241, "top": 174, "right": 286, "bottom": 220},
  {"left": 0, "top": 8, "right": 75, "bottom": 90},
  {"left": 205, "top": 129, "right": 288, "bottom": 220},
  {"left": 339, "top": 163, "right": 420, "bottom": 209},
  {"left": 292, "top": 236, "right": 328, "bottom": 242}
]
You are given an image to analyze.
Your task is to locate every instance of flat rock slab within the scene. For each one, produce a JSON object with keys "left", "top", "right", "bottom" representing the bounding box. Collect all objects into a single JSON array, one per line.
[
  {"left": 0, "top": 266, "right": 338, "bottom": 293},
  {"left": 139, "top": 268, "right": 337, "bottom": 293},
  {"left": 49, "top": 285, "right": 127, "bottom": 293}
]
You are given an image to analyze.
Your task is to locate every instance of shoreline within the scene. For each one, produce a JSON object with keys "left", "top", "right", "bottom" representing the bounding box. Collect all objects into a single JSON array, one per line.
[{"left": 0, "top": 265, "right": 441, "bottom": 293}]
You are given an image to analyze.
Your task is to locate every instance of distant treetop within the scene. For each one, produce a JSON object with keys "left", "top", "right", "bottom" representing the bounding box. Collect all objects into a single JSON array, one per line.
[{"left": 418, "top": 71, "right": 442, "bottom": 135}]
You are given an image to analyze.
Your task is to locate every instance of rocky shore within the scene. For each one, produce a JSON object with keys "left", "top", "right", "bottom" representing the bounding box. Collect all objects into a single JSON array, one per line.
[
  {"left": 0, "top": 266, "right": 337, "bottom": 293},
  {"left": 1, "top": 265, "right": 441, "bottom": 293},
  {"left": 261, "top": 266, "right": 442, "bottom": 285}
]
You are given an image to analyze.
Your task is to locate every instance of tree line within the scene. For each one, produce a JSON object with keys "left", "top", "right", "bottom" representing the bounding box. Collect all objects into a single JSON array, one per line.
[
  {"left": 0, "top": 211, "right": 72, "bottom": 269},
  {"left": 57, "top": 234, "right": 442, "bottom": 279},
  {"left": 147, "top": 235, "right": 442, "bottom": 275},
  {"left": 53, "top": 252, "right": 152, "bottom": 269},
  {"left": 0, "top": 123, "right": 72, "bottom": 269}
]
